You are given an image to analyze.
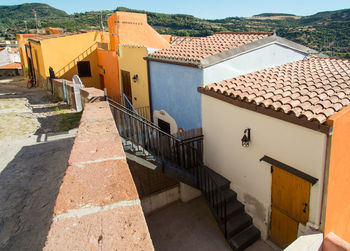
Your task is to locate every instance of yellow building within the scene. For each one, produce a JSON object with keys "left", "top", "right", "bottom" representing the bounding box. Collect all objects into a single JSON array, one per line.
[
  {"left": 118, "top": 45, "right": 154, "bottom": 119},
  {"left": 16, "top": 34, "right": 45, "bottom": 78},
  {"left": 26, "top": 31, "right": 102, "bottom": 88}
]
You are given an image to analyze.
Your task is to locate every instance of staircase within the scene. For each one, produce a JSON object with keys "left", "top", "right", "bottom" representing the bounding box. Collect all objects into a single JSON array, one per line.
[{"left": 108, "top": 98, "right": 260, "bottom": 250}]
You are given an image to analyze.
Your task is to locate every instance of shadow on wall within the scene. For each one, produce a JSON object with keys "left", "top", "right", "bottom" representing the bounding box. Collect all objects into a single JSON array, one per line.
[
  {"left": 55, "top": 43, "right": 98, "bottom": 85},
  {"left": 0, "top": 137, "right": 74, "bottom": 250}
]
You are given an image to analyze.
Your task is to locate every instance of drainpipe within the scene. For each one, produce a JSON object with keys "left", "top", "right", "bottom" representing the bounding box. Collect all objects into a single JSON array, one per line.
[
  {"left": 310, "top": 125, "right": 333, "bottom": 231},
  {"left": 146, "top": 59, "right": 154, "bottom": 122}
]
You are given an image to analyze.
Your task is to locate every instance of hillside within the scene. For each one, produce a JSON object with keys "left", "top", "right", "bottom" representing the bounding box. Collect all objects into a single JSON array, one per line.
[{"left": 0, "top": 3, "right": 349, "bottom": 58}]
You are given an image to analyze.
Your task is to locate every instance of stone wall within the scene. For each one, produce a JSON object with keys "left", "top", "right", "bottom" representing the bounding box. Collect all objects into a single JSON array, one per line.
[{"left": 43, "top": 102, "right": 154, "bottom": 250}]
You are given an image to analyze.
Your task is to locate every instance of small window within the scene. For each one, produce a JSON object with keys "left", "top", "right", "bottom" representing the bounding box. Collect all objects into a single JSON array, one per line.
[
  {"left": 158, "top": 119, "right": 171, "bottom": 134},
  {"left": 77, "top": 61, "right": 91, "bottom": 77}
]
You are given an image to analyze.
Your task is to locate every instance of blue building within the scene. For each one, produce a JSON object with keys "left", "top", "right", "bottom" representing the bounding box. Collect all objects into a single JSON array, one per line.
[{"left": 146, "top": 32, "right": 321, "bottom": 134}]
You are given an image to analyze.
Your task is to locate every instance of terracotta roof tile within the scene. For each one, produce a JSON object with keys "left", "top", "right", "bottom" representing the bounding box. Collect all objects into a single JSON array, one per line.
[
  {"left": 0, "top": 62, "right": 21, "bottom": 69},
  {"left": 204, "top": 57, "right": 350, "bottom": 124},
  {"left": 149, "top": 32, "right": 271, "bottom": 63}
]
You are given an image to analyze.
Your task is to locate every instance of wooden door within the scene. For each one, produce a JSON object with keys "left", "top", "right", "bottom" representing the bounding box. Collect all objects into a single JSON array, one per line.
[
  {"left": 270, "top": 166, "right": 311, "bottom": 249},
  {"left": 121, "top": 70, "right": 132, "bottom": 103}
]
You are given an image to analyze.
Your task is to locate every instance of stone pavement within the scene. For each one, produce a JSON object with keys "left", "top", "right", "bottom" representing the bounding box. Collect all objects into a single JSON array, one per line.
[
  {"left": 146, "top": 196, "right": 277, "bottom": 251},
  {"left": 0, "top": 76, "right": 78, "bottom": 250}
]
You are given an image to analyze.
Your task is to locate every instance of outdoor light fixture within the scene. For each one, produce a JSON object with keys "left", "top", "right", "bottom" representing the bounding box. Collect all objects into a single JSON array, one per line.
[
  {"left": 241, "top": 128, "right": 251, "bottom": 147},
  {"left": 132, "top": 74, "right": 138, "bottom": 82}
]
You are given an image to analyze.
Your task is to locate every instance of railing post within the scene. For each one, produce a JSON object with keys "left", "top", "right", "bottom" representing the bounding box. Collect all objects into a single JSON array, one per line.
[{"left": 104, "top": 88, "right": 107, "bottom": 101}]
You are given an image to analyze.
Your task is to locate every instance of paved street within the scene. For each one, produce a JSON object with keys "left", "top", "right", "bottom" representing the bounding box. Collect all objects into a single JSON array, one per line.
[{"left": 0, "top": 77, "right": 78, "bottom": 250}]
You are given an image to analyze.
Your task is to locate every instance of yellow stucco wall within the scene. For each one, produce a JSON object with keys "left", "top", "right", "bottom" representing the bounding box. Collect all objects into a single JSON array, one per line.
[
  {"left": 29, "top": 31, "right": 102, "bottom": 88},
  {"left": 29, "top": 42, "right": 46, "bottom": 86},
  {"left": 119, "top": 45, "right": 150, "bottom": 119},
  {"left": 16, "top": 34, "right": 43, "bottom": 77}
]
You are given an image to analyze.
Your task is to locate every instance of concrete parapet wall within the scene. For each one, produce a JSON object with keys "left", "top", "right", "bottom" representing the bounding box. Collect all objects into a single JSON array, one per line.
[
  {"left": 51, "top": 78, "right": 104, "bottom": 110},
  {"left": 43, "top": 102, "right": 154, "bottom": 250}
]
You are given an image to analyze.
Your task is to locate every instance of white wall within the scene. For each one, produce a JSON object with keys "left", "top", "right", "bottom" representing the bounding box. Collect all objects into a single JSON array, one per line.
[
  {"left": 203, "top": 43, "right": 306, "bottom": 85},
  {"left": 202, "top": 95, "right": 328, "bottom": 239},
  {"left": 0, "top": 49, "right": 20, "bottom": 67}
]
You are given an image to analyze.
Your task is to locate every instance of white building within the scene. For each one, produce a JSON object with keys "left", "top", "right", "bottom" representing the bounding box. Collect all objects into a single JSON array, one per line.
[{"left": 199, "top": 57, "right": 350, "bottom": 248}]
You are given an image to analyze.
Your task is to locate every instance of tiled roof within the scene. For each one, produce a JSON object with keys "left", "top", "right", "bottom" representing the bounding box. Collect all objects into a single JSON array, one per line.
[
  {"left": 170, "top": 36, "right": 199, "bottom": 45},
  {"left": 0, "top": 62, "right": 21, "bottom": 69},
  {"left": 149, "top": 32, "right": 272, "bottom": 63},
  {"left": 204, "top": 57, "right": 350, "bottom": 125}
]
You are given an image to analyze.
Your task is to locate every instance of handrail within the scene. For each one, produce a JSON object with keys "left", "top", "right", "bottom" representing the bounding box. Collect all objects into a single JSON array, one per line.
[
  {"left": 122, "top": 93, "right": 138, "bottom": 115},
  {"left": 108, "top": 96, "right": 155, "bottom": 125},
  {"left": 108, "top": 98, "right": 183, "bottom": 142},
  {"left": 108, "top": 98, "right": 227, "bottom": 239}
]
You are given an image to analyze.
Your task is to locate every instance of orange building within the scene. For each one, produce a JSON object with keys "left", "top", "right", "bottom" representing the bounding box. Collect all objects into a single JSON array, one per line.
[{"left": 97, "top": 11, "right": 169, "bottom": 98}]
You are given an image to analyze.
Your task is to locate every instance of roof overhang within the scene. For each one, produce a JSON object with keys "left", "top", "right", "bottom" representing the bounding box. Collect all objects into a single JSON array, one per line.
[
  {"left": 146, "top": 34, "right": 325, "bottom": 69},
  {"left": 198, "top": 87, "right": 331, "bottom": 134},
  {"left": 199, "top": 35, "right": 325, "bottom": 68}
]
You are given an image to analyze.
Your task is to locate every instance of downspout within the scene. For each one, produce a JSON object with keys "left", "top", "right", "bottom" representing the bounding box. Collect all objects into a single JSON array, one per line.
[
  {"left": 146, "top": 59, "right": 154, "bottom": 122},
  {"left": 318, "top": 125, "right": 333, "bottom": 232},
  {"left": 309, "top": 125, "right": 333, "bottom": 231}
]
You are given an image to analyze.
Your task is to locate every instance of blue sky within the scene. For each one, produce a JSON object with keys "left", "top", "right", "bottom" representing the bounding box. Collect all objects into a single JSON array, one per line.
[{"left": 2, "top": 0, "right": 350, "bottom": 19}]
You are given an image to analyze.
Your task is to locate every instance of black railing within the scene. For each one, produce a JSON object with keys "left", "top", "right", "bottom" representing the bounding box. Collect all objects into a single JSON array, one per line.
[
  {"left": 108, "top": 94, "right": 151, "bottom": 120},
  {"left": 196, "top": 165, "right": 228, "bottom": 238},
  {"left": 108, "top": 98, "right": 227, "bottom": 238},
  {"left": 108, "top": 98, "right": 202, "bottom": 173}
]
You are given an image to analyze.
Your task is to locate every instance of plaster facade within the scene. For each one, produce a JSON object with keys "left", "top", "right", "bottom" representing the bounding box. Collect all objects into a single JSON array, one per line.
[
  {"left": 119, "top": 45, "right": 151, "bottom": 119},
  {"left": 28, "top": 32, "right": 101, "bottom": 88},
  {"left": 201, "top": 94, "right": 328, "bottom": 240},
  {"left": 203, "top": 43, "right": 307, "bottom": 85},
  {"left": 149, "top": 42, "right": 308, "bottom": 131},
  {"left": 149, "top": 61, "right": 202, "bottom": 131}
]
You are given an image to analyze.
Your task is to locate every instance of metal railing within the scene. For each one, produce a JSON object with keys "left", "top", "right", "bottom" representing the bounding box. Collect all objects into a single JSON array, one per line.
[
  {"left": 108, "top": 97, "right": 228, "bottom": 238},
  {"left": 108, "top": 98, "right": 202, "bottom": 172},
  {"left": 108, "top": 94, "right": 151, "bottom": 120},
  {"left": 196, "top": 165, "right": 228, "bottom": 238}
]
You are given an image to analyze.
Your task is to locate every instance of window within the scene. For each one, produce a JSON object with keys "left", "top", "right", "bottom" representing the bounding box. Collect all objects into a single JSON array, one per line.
[
  {"left": 158, "top": 119, "right": 171, "bottom": 134},
  {"left": 77, "top": 61, "right": 91, "bottom": 77}
]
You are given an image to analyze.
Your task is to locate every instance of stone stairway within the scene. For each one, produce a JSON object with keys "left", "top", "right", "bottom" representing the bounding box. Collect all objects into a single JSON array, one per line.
[
  {"left": 121, "top": 138, "right": 260, "bottom": 250},
  {"left": 110, "top": 99, "right": 260, "bottom": 250}
]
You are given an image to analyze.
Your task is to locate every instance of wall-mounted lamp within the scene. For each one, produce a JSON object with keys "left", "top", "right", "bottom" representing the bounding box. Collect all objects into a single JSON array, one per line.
[
  {"left": 132, "top": 74, "right": 138, "bottom": 83},
  {"left": 241, "top": 128, "right": 251, "bottom": 147}
]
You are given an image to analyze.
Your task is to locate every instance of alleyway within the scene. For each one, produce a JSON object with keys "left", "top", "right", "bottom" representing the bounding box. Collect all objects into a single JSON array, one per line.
[{"left": 0, "top": 77, "right": 79, "bottom": 250}]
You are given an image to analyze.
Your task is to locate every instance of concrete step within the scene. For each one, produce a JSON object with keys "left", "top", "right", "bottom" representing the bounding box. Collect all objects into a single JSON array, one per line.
[
  {"left": 218, "top": 200, "right": 244, "bottom": 222},
  {"left": 224, "top": 213, "right": 252, "bottom": 239},
  {"left": 135, "top": 151, "right": 145, "bottom": 156},
  {"left": 203, "top": 167, "right": 231, "bottom": 190},
  {"left": 213, "top": 189, "right": 237, "bottom": 207},
  {"left": 229, "top": 226, "right": 261, "bottom": 250}
]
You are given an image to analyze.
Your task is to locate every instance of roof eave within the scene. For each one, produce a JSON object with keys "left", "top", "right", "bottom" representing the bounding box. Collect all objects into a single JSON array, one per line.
[
  {"left": 144, "top": 56, "right": 201, "bottom": 68},
  {"left": 198, "top": 87, "right": 331, "bottom": 134},
  {"left": 199, "top": 35, "right": 323, "bottom": 68}
]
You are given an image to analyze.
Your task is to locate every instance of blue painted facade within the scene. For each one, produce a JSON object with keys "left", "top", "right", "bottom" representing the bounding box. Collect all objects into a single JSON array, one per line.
[{"left": 149, "top": 61, "right": 203, "bottom": 131}]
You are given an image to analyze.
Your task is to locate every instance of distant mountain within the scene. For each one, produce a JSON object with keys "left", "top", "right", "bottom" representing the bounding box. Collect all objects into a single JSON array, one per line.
[
  {"left": 0, "top": 3, "right": 349, "bottom": 58},
  {"left": 0, "top": 3, "right": 68, "bottom": 20},
  {"left": 253, "top": 13, "right": 297, "bottom": 17}
]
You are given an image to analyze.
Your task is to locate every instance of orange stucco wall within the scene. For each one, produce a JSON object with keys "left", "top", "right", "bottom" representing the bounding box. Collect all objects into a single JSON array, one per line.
[
  {"left": 108, "top": 11, "right": 169, "bottom": 51},
  {"left": 100, "top": 11, "right": 170, "bottom": 98},
  {"left": 97, "top": 48, "right": 120, "bottom": 96},
  {"left": 325, "top": 105, "right": 350, "bottom": 242}
]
